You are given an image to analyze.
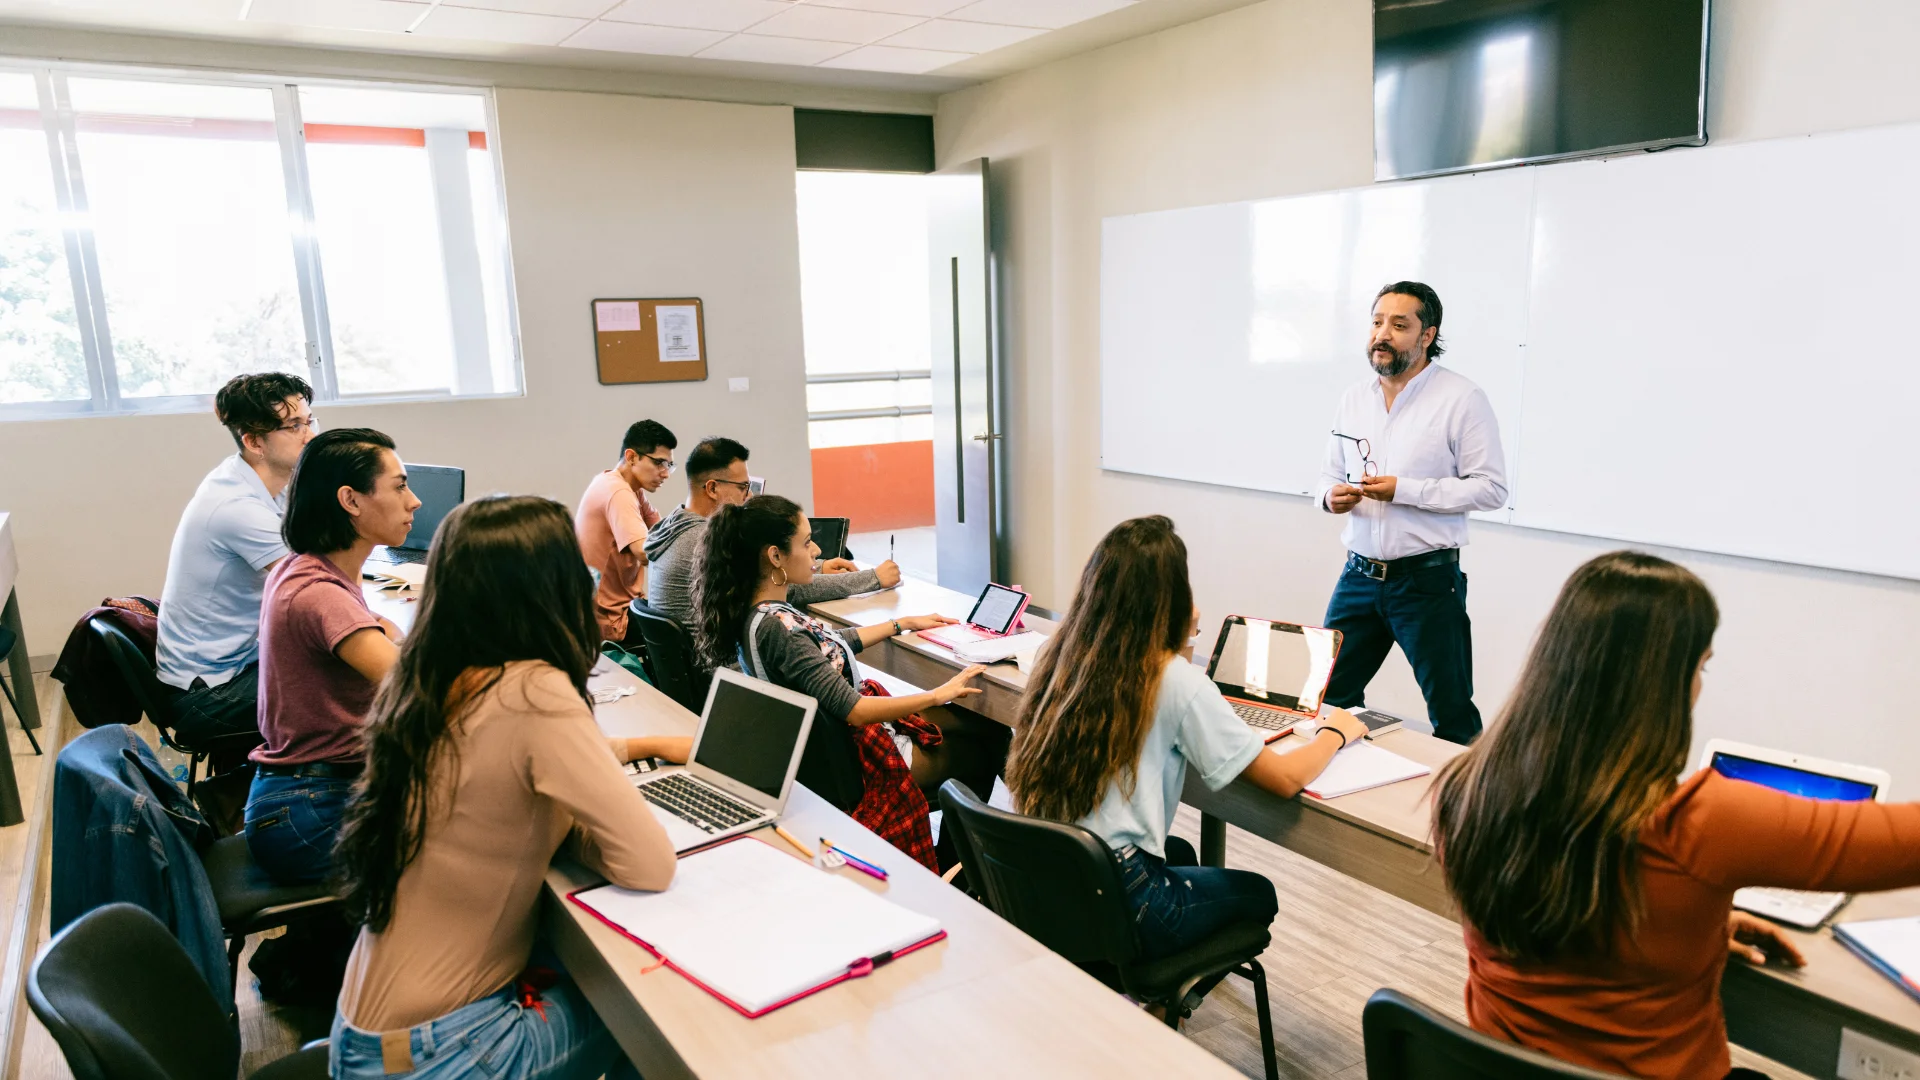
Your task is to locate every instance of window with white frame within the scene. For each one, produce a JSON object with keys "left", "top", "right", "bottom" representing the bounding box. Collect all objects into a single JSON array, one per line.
[{"left": 0, "top": 64, "right": 521, "bottom": 418}]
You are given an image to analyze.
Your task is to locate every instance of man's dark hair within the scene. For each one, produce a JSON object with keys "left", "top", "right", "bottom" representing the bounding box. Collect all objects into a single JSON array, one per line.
[
  {"left": 1375, "top": 281, "right": 1445, "bottom": 361},
  {"left": 620, "top": 420, "right": 677, "bottom": 460},
  {"left": 283, "top": 428, "right": 397, "bottom": 556},
  {"left": 214, "top": 372, "right": 313, "bottom": 452},
  {"left": 685, "top": 436, "right": 750, "bottom": 483}
]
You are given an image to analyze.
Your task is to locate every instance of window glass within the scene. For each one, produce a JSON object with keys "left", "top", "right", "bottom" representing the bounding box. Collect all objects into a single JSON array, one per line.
[
  {"left": 68, "top": 78, "right": 305, "bottom": 398},
  {"left": 0, "top": 73, "right": 86, "bottom": 404},
  {"left": 468, "top": 143, "right": 519, "bottom": 393}
]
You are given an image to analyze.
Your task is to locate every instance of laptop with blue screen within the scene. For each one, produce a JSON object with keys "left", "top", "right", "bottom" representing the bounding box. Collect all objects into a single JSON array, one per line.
[{"left": 1700, "top": 739, "right": 1891, "bottom": 928}]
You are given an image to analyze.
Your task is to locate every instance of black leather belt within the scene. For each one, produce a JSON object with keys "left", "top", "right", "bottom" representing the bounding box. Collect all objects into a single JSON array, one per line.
[
  {"left": 1346, "top": 548, "right": 1459, "bottom": 582},
  {"left": 257, "top": 761, "right": 364, "bottom": 780}
]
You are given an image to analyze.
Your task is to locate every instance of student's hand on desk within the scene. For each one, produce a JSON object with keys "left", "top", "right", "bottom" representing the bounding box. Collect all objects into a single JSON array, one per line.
[
  {"left": 1359, "top": 475, "right": 1398, "bottom": 502},
  {"left": 1727, "top": 911, "right": 1806, "bottom": 967},
  {"left": 897, "top": 614, "right": 957, "bottom": 632},
  {"left": 874, "top": 560, "right": 902, "bottom": 588},
  {"left": 1319, "top": 708, "right": 1369, "bottom": 748},
  {"left": 936, "top": 666, "right": 988, "bottom": 705},
  {"left": 1327, "top": 484, "right": 1364, "bottom": 514},
  {"left": 819, "top": 558, "right": 860, "bottom": 574}
]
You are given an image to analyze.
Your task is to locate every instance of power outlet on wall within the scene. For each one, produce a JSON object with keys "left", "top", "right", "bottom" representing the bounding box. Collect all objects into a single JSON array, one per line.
[
  {"left": 729, "top": 377, "right": 749, "bottom": 392},
  {"left": 1840, "top": 1028, "right": 1920, "bottom": 1080}
]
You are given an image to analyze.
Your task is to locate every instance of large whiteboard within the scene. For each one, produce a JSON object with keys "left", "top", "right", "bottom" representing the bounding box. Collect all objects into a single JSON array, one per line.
[{"left": 1101, "top": 119, "right": 1920, "bottom": 580}]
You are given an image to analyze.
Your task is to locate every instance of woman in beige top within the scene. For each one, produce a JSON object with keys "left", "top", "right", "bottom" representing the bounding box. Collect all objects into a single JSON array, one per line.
[{"left": 329, "top": 495, "right": 688, "bottom": 1079}]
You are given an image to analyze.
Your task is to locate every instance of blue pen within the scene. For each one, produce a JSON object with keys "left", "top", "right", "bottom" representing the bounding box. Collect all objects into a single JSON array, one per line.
[{"left": 822, "top": 838, "right": 889, "bottom": 881}]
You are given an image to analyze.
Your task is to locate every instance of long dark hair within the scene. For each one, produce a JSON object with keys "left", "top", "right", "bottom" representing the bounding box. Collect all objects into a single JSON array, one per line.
[
  {"left": 283, "top": 427, "right": 394, "bottom": 555},
  {"left": 1432, "top": 551, "right": 1718, "bottom": 963},
  {"left": 693, "top": 494, "right": 803, "bottom": 670},
  {"left": 333, "top": 495, "right": 601, "bottom": 931},
  {"left": 1006, "top": 516, "right": 1193, "bottom": 823}
]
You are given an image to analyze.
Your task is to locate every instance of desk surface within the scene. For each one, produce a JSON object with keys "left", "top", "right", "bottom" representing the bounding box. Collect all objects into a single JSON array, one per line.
[{"left": 543, "top": 658, "right": 1238, "bottom": 1080}]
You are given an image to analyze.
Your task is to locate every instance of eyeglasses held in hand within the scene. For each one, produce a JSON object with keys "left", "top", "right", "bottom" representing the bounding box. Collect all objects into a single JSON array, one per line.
[{"left": 1331, "top": 431, "right": 1377, "bottom": 483}]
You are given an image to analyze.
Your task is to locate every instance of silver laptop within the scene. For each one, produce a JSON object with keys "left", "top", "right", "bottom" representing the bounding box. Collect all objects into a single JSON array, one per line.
[
  {"left": 369, "top": 463, "right": 464, "bottom": 566},
  {"left": 1204, "top": 616, "right": 1343, "bottom": 742},
  {"left": 1700, "top": 739, "right": 1892, "bottom": 929},
  {"left": 632, "top": 668, "right": 817, "bottom": 854}
]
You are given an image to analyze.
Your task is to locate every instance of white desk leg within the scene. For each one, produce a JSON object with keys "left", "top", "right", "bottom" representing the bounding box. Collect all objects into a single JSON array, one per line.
[{"left": 0, "top": 589, "right": 32, "bottom": 826}]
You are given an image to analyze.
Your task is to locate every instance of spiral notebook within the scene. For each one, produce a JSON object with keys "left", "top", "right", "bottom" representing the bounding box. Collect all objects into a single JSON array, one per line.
[
  {"left": 1301, "top": 740, "right": 1432, "bottom": 799},
  {"left": 569, "top": 835, "right": 945, "bottom": 1017}
]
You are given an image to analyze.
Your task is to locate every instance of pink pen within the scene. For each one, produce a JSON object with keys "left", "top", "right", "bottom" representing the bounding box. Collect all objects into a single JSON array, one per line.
[{"left": 822, "top": 838, "right": 889, "bottom": 881}]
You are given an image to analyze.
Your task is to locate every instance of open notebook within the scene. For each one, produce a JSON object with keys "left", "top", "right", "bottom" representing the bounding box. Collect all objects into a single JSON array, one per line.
[
  {"left": 570, "top": 836, "right": 945, "bottom": 1017},
  {"left": 1835, "top": 917, "right": 1920, "bottom": 1003},
  {"left": 1298, "top": 739, "right": 1432, "bottom": 799}
]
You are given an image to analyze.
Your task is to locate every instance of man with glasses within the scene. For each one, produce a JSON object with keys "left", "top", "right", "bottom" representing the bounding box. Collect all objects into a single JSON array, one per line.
[
  {"left": 156, "top": 372, "right": 318, "bottom": 748},
  {"left": 1313, "top": 281, "right": 1507, "bottom": 745},
  {"left": 642, "top": 436, "right": 902, "bottom": 628},
  {"left": 576, "top": 419, "right": 676, "bottom": 643}
]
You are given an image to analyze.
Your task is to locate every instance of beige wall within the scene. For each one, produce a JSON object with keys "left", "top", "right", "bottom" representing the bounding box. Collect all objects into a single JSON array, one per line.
[
  {"left": 0, "top": 85, "right": 814, "bottom": 655},
  {"left": 937, "top": 0, "right": 1920, "bottom": 791}
]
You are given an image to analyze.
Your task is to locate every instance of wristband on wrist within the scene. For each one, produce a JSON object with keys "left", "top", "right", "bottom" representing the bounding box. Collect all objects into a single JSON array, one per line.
[
  {"left": 1315, "top": 726, "right": 1349, "bottom": 751},
  {"left": 892, "top": 619, "right": 904, "bottom": 636}
]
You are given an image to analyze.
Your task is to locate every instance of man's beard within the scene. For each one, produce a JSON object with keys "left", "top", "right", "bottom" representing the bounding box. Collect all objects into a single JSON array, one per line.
[{"left": 1368, "top": 343, "right": 1413, "bottom": 377}]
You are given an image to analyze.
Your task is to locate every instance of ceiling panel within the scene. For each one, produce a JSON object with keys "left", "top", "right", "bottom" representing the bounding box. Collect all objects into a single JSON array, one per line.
[
  {"left": 414, "top": 4, "right": 586, "bottom": 44},
  {"left": 442, "top": 0, "right": 617, "bottom": 19},
  {"left": 561, "top": 18, "right": 727, "bottom": 54},
  {"left": 599, "top": 0, "right": 788, "bottom": 33},
  {"left": 694, "top": 32, "right": 854, "bottom": 65},
  {"left": 747, "top": 5, "right": 919, "bottom": 44},
  {"left": 818, "top": 43, "right": 968, "bottom": 74},
  {"left": 804, "top": 0, "right": 971, "bottom": 15},
  {"left": 944, "top": 0, "right": 1133, "bottom": 31},
  {"left": 880, "top": 17, "right": 1043, "bottom": 53},
  {"left": 244, "top": 0, "right": 426, "bottom": 35}
]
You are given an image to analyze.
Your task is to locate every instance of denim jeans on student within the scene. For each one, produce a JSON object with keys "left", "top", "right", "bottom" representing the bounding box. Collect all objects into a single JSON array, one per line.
[
  {"left": 1117, "top": 836, "right": 1278, "bottom": 963},
  {"left": 330, "top": 971, "right": 640, "bottom": 1080},
  {"left": 1323, "top": 558, "right": 1483, "bottom": 745},
  {"left": 244, "top": 770, "right": 355, "bottom": 885}
]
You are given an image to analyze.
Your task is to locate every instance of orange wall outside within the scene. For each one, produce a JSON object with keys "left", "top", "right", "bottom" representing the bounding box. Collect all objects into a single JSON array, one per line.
[{"left": 811, "top": 440, "right": 936, "bottom": 532}]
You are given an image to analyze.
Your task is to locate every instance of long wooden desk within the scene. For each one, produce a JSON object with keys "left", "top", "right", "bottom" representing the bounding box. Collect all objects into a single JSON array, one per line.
[
  {"left": 812, "top": 578, "right": 1920, "bottom": 1079},
  {"left": 543, "top": 658, "right": 1239, "bottom": 1079}
]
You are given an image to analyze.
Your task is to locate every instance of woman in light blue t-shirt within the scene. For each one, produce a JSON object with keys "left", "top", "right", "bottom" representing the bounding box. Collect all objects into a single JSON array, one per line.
[{"left": 1006, "top": 515, "right": 1368, "bottom": 964}]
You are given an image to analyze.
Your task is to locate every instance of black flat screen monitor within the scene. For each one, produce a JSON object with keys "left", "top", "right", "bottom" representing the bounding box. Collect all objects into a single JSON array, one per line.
[
  {"left": 1373, "top": 0, "right": 1709, "bottom": 180},
  {"left": 397, "top": 464, "right": 464, "bottom": 552}
]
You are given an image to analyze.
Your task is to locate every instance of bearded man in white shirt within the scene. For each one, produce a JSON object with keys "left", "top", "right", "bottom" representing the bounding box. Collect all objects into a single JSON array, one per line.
[{"left": 1314, "top": 281, "right": 1507, "bottom": 745}]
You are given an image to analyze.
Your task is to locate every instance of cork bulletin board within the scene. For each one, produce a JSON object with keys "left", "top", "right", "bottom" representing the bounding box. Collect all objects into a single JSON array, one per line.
[{"left": 592, "top": 298, "right": 708, "bottom": 385}]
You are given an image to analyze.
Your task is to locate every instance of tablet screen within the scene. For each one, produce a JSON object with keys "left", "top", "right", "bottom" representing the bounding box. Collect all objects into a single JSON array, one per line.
[
  {"left": 1710, "top": 752, "right": 1877, "bottom": 802},
  {"left": 969, "top": 585, "right": 1025, "bottom": 635}
]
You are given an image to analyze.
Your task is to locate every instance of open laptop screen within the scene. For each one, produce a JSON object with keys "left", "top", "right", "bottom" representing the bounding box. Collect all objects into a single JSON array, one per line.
[
  {"left": 693, "top": 677, "right": 810, "bottom": 800},
  {"left": 1208, "top": 618, "right": 1339, "bottom": 713},
  {"left": 399, "top": 464, "right": 464, "bottom": 552},
  {"left": 1710, "top": 752, "right": 1878, "bottom": 802}
]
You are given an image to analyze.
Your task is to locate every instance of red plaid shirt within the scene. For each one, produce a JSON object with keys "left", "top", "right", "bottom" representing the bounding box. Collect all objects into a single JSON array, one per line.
[{"left": 852, "top": 680, "right": 940, "bottom": 872}]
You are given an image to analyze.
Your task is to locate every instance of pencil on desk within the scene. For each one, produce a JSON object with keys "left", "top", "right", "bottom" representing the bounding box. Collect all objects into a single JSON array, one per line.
[{"left": 773, "top": 825, "right": 816, "bottom": 859}]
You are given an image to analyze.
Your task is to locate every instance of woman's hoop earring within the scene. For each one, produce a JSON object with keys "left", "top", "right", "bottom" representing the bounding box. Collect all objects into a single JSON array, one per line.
[{"left": 772, "top": 563, "right": 788, "bottom": 588}]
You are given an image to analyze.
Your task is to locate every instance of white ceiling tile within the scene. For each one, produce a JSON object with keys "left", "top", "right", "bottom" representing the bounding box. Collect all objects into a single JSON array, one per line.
[
  {"left": 244, "top": 0, "right": 425, "bottom": 34},
  {"left": 748, "top": 5, "right": 919, "bottom": 44},
  {"left": 804, "top": 0, "right": 970, "bottom": 16},
  {"left": 880, "top": 17, "right": 1042, "bottom": 53},
  {"left": 562, "top": 19, "right": 728, "bottom": 54},
  {"left": 818, "top": 43, "right": 969, "bottom": 74},
  {"left": 943, "top": 0, "right": 1131, "bottom": 31},
  {"left": 414, "top": 4, "right": 585, "bottom": 43},
  {"left": 695, "top": 33, "right": 854, "bottom": 65},
  {"left": 599, "top": 0, "right": 787, "bottom": 32},
  {"left": 442, "top": 0, "right": 615, "bottom": 19}
]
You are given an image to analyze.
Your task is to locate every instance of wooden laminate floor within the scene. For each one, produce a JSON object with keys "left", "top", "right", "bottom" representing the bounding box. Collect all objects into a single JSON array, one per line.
[{"left": 0, "top": 679, "right": 1818, "bottom": 1079}]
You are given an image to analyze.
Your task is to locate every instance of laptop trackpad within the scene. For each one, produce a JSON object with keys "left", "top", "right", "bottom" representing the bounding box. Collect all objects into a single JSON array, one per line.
[{"left": 648, "top": 803, "right": 717, "bottom": 854}]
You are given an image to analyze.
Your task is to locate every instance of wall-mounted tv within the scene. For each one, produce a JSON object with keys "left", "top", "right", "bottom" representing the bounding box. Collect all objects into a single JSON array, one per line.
[{"left": 1373, "top": 0, "right": 1709, "bottom": 181}]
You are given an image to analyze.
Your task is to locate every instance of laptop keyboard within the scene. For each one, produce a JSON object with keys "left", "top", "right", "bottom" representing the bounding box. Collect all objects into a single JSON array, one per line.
[
  {"left": 1735, "top": 886, "right": 1847, "bottom": 929},
  {"left": 1230, "top": 701, "right": 1296, "bottom": 731},
  {"left": 640, "top": 773, "right": 761, "bottom": 834},
  {"left": 368, "top": 547, "right": 426, "bottom": 566}
]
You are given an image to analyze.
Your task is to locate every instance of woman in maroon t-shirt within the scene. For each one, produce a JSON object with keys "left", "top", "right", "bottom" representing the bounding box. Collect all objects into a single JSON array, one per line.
[{"left": 245, "top": 427, "right": 420, "bottom": 886}]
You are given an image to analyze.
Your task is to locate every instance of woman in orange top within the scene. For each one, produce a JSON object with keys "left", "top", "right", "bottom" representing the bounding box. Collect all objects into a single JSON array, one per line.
[{"left": 1433, "top": 551, "right": 1920, "bottom": 1079}]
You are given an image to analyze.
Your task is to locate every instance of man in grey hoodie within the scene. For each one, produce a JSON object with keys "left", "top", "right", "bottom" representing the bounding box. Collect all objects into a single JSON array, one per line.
[{"left": 643, "top": 436, "right": 902, "bottom": 627}]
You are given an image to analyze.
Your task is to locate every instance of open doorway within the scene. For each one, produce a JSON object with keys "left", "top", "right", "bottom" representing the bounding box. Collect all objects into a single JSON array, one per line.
[{"left": 797, "top": 170, "right": 939, "bottom": 583}]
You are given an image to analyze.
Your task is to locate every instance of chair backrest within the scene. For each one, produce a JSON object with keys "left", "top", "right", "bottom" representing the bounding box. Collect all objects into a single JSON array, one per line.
[
  {"left": 936, "top": 780, "right": 1139, "bottom": 967},
  {"left": 1362, "top": 989, "right": 1629, "bottom": 1079},
  {"left": 627, "top": 600, "right": 709, "bottom": 713},
  {"left": 27, "top": 903, "right": 239, "bottom": 1080},
  {"left": 87, "top": 618, "right": 177, "bottom": 732}
]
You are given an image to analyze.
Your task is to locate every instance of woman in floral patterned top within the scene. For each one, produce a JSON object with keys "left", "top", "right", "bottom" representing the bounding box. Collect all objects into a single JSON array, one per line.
[{"left": 692, "top": 495, "right": 995, "bottom": 870}]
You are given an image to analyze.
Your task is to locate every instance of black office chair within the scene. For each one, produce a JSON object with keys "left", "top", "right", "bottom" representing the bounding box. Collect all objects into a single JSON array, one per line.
[
  {"left": 28, "top": 902, "right": 330, "bottom": 1080},
  {"left": 1361, "top": 988, "right": 1629, "bottom": 1079},
  {"left": 627, "top": 600, "right": 711, "bottom": 713},
  {"left": 88, "top": 618, "right": 261, "bottom": 797},
  {"left": 201, "top": 834, "right": 341, "bottom": 998},
  {"left": 0, "top": 624, "right": 40, "bottom": 755},
  {"left": 938, "top": 780, "right": 1278, "bottom": 1080}
]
